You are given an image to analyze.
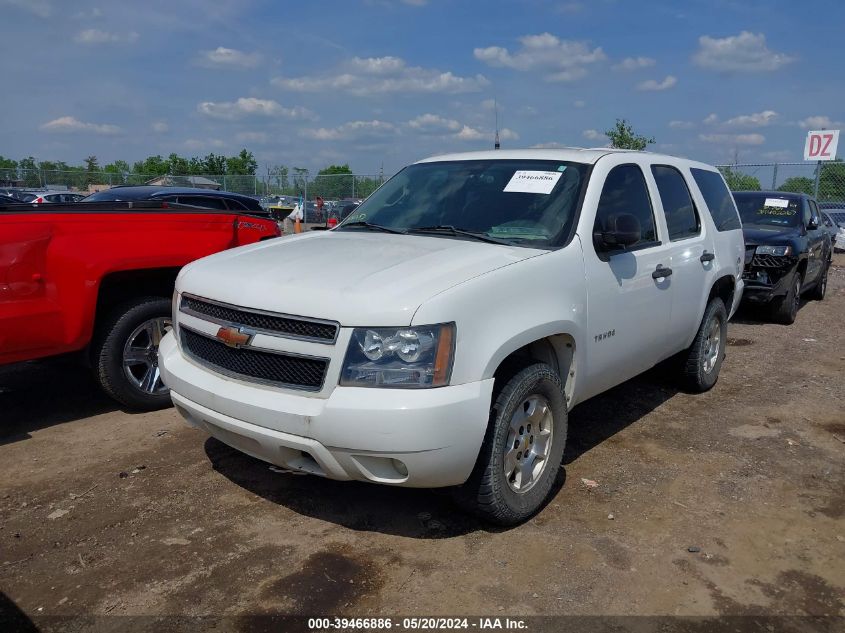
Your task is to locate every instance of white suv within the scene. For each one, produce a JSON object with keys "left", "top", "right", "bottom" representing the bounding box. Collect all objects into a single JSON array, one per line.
[{"left": 159, "top": 149, "right": 745, "bottom": 525}]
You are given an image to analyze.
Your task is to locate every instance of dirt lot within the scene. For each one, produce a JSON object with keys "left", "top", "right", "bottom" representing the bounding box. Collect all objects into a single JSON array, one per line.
[{"left": 2, "top": 256, "right": 844, "bottom": 628}]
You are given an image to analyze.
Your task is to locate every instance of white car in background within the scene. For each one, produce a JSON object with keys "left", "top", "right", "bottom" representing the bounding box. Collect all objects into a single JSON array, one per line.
[
  {"left": 823, "top": 210, "right": 845, "bottom": 251},
  {"left": 160, "top": 149, "right": 745, "bottom": 525}
]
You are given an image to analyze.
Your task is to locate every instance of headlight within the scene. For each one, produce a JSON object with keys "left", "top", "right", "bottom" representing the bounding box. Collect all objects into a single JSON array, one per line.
[
  {"left": 756, "top": 245, "right": 792, "bottom": 256},
  {"left": 340, "top": 323, "right": 455, "bottom": 388}
]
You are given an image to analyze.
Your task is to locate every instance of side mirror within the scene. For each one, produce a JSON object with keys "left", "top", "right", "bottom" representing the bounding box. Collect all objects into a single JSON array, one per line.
[
  {"left": 599, "top": 213, "right": 642, "bottom": 249},
  {"left": 807, "top": 216, "right": 819, "bottom": 231}
]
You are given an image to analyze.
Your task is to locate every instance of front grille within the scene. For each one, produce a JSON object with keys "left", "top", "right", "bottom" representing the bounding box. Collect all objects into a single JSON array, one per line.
[
  {"left": 750, "top": 254, "right": 795, "bottom": 268},
  {"left": 180, "top": 327, "right": 328, "bottom": 390},
  {"left": 180, "top": 295, "right": 337, "bottom": 343}
]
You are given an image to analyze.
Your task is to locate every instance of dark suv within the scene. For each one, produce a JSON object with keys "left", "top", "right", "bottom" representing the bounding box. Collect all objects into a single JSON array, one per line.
[
  {"left": 84, "top": 186, "right": 270, "bottom": 217},
  {"left": 733, "top": 191, "right": 832, "bottom": 324}
]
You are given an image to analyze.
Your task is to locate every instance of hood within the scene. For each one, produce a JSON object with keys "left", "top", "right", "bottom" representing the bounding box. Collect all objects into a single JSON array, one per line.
[
  {"left": 742, "top": 224, "right": 800, "bottom": 246},
  {"left": 177, "top": 230, "right": 545, "bottom": 326}
]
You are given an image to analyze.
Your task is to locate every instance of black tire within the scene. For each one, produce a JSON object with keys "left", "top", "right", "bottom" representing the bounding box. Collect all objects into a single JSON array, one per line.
[
  {"left": 770, "top": 272, "right": 802, "bottom": 325},
  {"left": 93, "top": 297, "right": 173, "bottom": 411},
  {"left": 679, "top": 298, "right": 727, "bottom": 393},
  {"left": 456, "top": 363, "right": 567, "bottom": 526},
  {"left": 808, "top": 259, "right": 829, "bottom": 301}
]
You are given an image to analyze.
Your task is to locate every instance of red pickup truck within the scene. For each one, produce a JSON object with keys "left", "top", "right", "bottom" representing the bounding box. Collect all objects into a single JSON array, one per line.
[{"left": 0, "top": 201, "right": 280, "bottom": 410}]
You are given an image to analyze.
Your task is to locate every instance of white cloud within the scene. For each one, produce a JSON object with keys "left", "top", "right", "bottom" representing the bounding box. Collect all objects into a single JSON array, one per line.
[
  {"left": 235, "top": 131, "right": 270, "bottom": 144},
  {"left": 197, "top": 47, "right": 261, "bottom": 69},
  {"left": 455, "top": 126, "right": 485, "bottom": 141},
  {"left": 723, "top": 110, "right": 778, "bottom": 127},
  {"left": 408, "top": 113, "right": 461, "bottom": 132},
  {"left": 74, "top": 29, "right": 138, "bottom": 44},
  {"left": 451, "top": 126, "right": 517, "bottom": 143},
  {"left": 300, "top": 120, "right": 398, "bottom": 141},
  {"left": 761, "top": 150, "right": 792, "bottom": 161},
  {"left": 151, "top": 121, "right": 169, "bottom": 133},
  {"left": 197, "top": 98, "right": 315, "bottom": 121},
  {"left": 556, "top": 2, "right": 583, "bottom": 13},
  {"left": 40, "top": 116, "right": 120, "bottom": 135},
  {"left": 273, "top": 56, "right": 488, "bottom": 95},
  {"left": 573, "top": 100, "right": 586, "bottom": 108},
  {"left": 699, "top": 133, "right": 765, "bottom": 146},
  {"left": 669, "top": 120, "right": 695, "bottom": 129},
  {"left": 636, "top": 75, "right": 677, "bottom": 91},
  {"left": 184, "top": 138, "right": 225, "bottom": 151},
  {"left": 481, "top": 98, "right": 499, "bottom": 111},
  {"left": 613, "top": 56, "right": 656, "bottom": 71},
  {"left": 798, "top": 115, "right": 843, "bottom": 129},
  {"left": 531, "top": 142, "right": 571, "bottom": 149},
  {"left": 703, "top": 113, "right": 719, "bottom": 125},
  {"left": 474, "top": 33, "right": 605, "bottom": 82},
  {"left": 582, "top": 129, "right": 607, "bottom": 141},
  {"left": 1, "top": 0, "right": 52, "bottom": 18},
  {"left": 693, "top": 31, "right": 793, "bottom": 72}
]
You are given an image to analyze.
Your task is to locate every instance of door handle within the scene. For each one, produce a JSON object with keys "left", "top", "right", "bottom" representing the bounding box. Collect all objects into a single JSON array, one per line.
[
  {"left": 700, "top": 251, "right": 715, "bottom": 263},
  {"left": 652, "top": 265, "right": 673, "bottom": 279}
]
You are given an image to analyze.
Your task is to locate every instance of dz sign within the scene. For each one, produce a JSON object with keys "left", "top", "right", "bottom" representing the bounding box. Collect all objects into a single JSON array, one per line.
[{"left": 804, "top": 129, "right": 840, "bottom": 161}]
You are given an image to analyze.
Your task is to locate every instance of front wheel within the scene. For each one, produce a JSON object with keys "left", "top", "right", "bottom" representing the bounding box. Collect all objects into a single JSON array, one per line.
[
  {"left": 808, "top": 260, "right": 829, "bottom": 301},
  {"left": 770, "top": 272, "right": 802, "bottom": 325},
  {"left": 678, "top": 297, "right": 727, "bottom": 393},
  {"left": 456, "top": 363, "right": 567, "bottom": 526},
  {"left": 93, "top": 297, "right": 173, "bottom": 411}
]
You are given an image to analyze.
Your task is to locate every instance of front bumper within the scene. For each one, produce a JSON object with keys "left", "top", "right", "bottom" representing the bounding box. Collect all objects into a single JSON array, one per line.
[
  {"left": 159, "top": 332, "right": 493, "bottom": 488},
  {"left": 741, "top": 256, "right": 797, "bottom": 303}
]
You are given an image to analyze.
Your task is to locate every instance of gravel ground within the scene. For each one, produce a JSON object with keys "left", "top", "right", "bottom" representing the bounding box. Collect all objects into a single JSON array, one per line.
[{"left": 1, "top": 256, "right": 843, "bottom": 629}]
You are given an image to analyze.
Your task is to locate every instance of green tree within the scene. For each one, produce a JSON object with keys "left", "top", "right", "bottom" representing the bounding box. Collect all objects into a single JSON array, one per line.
[
  {"left": 0, "top": 156, "right": 17, "bottom": 185},
  {"left": 133, "top": 155, "right": 170, "bottom": 176},
  {"left": 84, "top": 155, "right": 101, "bottom": 187},
  {"left": 167, "top": 153, "right": 191, "bottom": 176},
  {"left": 604, "top": 119, "right": 655, "bottom": 150},
  {"left": 819, "top": 160, "right": 845, "bottom": 202},
  {"left": 314, "top": 164, "right": 353, "bottom": 199},
  {"left": 201, "top": 153, "right": 227, "bottom": 174},
  {"left": 226, "top": 149, "right": 258, "bottom": 175},
  {"left": 19, "top": 156, "right": 41, "bottom": 187},
  {"left": 778, "top": 176, "right": 814, "bottom": 195},
  {"left": 719, "top": 166, "right": 761, "bottom": 191}
]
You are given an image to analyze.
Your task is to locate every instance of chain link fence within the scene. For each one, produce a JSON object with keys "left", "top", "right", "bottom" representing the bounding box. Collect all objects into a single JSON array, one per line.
[
  {"left": 715, "top": 162, "right": 845, "bottom": 204},
  {"left": 0, "top": 168, "right": 264, "bottom": 195}
]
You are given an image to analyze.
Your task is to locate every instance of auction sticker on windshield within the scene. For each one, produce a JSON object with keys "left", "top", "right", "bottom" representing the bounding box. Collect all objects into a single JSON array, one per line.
[
  {"left": 764, "top": 198, "right": 789, "bottom": 208},
  {"left": 503, "top": 170, "right": 563, "bottom": 194}
]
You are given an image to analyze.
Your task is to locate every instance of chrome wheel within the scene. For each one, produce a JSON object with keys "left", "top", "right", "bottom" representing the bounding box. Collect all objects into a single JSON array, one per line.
[
  {"left": 702, "top": 316, "right": 721, "bottom": 374},
  {"left": 503, "top": 395, "right": 554, "bottom": 493},
  {"left": 123, "top": 317, "right": 171, "bottom": 394}
]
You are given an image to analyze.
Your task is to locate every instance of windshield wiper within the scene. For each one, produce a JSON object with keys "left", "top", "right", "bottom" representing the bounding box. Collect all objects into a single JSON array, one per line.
[
  {"left": 408, "top": 225, "right": 512, "bottom": 245},
  {"left": 337, "top": 220, "right": 407, "bottom": 234}
]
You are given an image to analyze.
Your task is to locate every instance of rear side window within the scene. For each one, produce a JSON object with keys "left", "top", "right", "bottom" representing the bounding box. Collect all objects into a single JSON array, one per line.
[
  {"left": 594, "top": 164, "right": 657, "bottom": 250},
  {"left": 651, "top": 165, "right": 700, "bottom": 241},
  {"left": 176, "top": 196, "right": 227, "bottom": 210},
  {"left": 690, "top": 169, "right": 741, "bottom": 231}
]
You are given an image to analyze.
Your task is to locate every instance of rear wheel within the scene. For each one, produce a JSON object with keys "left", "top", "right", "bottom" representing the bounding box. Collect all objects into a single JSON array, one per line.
[
  {"left": 93, "top": 297, "right": 173, "bottom": 410},
  {"left": 456, "top": 363, "right": 567, "bottom": 526},
  {"left": 678, "top": 298, "right": 727, "bottom": 393},
  {"left": 770, "top": 273, "right": 802, "bottom": 325}
]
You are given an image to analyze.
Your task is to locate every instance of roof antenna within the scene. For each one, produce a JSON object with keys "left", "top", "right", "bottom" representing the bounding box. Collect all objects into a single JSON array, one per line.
[{"left": 494, "top": 98, "right": 500, "bottom": 150}]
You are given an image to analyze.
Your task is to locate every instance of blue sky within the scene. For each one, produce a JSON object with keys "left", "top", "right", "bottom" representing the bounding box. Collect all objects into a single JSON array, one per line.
[{"left": 2, "top": 0, "right": 843, "bottom": 174}]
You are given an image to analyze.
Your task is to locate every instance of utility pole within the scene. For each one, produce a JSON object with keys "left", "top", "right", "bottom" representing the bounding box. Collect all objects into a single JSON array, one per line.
[{"left": 813, "top": 128, "right": 825, "bottom": 199}]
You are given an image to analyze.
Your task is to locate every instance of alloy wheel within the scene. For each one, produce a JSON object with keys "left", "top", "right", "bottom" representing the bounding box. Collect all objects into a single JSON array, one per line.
[
  {"left": 503, "top": 395, "right": 554, "bottom": 493},
  {"left": 122, "top": 317, "right": 172, "bottom": 395}
]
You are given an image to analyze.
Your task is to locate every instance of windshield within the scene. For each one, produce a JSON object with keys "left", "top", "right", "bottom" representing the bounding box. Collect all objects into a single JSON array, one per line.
[
  {"left": 733, "top": 193, "right": 801, "bottom": 227},
  {"left": 337, "top": 159, "right": 589, "bottom": 248}
]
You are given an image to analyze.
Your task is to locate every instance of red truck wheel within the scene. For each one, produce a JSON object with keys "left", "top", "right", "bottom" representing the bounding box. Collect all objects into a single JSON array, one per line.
[{"left": 93, "top": 297, "right": 173, "bottom": 411}]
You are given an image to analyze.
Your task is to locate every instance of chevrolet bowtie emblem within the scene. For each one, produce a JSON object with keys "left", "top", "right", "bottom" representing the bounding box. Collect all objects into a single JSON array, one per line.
[{"left": 215, "top": 326, "right": 253, "bottom": 348}]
